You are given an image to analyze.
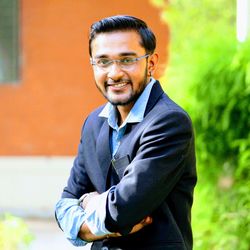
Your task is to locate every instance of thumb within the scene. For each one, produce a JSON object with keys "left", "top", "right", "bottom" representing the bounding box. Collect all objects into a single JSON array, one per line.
[{"left": 141, "top": 216, "right": 153, "bottom": 225}]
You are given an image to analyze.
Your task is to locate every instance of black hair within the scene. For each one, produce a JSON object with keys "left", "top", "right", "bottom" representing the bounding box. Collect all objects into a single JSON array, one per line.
[{"left": 89, "top": 15, "right": 156, "bottom": 56}]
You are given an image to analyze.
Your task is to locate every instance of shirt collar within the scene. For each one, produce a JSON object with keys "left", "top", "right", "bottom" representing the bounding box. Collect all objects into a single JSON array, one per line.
[{"left": 99, "top": 78, "right": 156, "bottom": 129}]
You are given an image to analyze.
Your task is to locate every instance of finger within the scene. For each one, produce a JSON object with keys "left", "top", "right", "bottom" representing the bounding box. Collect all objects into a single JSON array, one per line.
[{"left": 141, "top": 216, "right": 152, "bottom": 225}]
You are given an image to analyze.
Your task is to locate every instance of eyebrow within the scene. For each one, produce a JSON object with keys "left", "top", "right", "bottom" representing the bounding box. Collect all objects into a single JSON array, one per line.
[{"left": 93, "top": 52, "right": 138, "bottom": 59}]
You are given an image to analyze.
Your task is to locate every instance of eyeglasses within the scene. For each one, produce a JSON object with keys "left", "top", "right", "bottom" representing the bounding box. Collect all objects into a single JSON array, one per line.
[{"left": 90, "top": 54, "right": 150, "bottom": 71}]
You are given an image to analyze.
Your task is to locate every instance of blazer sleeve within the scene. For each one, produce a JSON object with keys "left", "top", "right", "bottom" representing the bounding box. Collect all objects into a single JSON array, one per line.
[
  {"left": 105, "top": 110, "right": 195, "bottom": 234},
  {"left": 61, "top": 118, "right": 95, "bottom": 199}
]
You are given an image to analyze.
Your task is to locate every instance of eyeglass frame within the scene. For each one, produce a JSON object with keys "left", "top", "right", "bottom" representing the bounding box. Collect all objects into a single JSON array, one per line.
[{"left": 90, "top": 54, "right": 150, "bottom": 70}]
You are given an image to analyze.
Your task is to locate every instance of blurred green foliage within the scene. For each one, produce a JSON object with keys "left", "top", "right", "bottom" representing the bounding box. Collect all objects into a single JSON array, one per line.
[
  {"left": 151, "top": 0, "right": 250, "bottom": 249},
  {"left": 0, "top": 214, "right": 33, "bottom": 250}
]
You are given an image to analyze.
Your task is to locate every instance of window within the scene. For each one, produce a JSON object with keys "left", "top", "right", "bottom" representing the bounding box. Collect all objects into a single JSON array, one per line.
[{"left": 0, "top": 0, "right": 19, "bottom": 83}]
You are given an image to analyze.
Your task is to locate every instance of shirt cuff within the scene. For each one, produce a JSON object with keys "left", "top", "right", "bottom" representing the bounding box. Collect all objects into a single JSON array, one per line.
[
  {"left": 55, "top": 198, "right": 87, "bottom": 246},
  {"left": 85, "top": 187, "right": 115, "bottom": 236}
]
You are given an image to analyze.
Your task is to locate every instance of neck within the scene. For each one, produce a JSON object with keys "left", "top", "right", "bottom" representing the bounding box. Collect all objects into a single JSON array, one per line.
[
  {"left": 116, "top": 77, "right": 152, "bottom": 126},
  {"left": 116, "top": 102, "right": 134, "bottom": 126}
]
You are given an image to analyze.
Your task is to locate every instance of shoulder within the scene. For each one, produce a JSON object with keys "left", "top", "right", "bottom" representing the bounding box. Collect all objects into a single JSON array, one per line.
[
  {"left": 80, "top": 104, "right": 107, "bottom": 134},
  {"left": 144, "top": 91, "right": 194, "bottom": 137},
  {"left": 147, "top": 81, "right": 191, "bottom": 119},
  {"left": 161, "top": 93, "right": 191, "bottom": 121},
  {"left": 87, "top": 104, "right": 106, "bottom": 120},
  {"left": 150, "top": 83, "right": 192, "bottom": 121}
]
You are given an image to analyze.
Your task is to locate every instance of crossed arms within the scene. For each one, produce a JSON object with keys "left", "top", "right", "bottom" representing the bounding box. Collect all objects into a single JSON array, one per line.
[{"left": 56, "top": 110, "right": 193, "bottom": 244}]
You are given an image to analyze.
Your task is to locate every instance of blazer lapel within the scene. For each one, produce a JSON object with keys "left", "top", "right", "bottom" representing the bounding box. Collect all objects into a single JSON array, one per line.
[
  {"left": 96, "top": 120, "right": 112, "bottom": 189},
  {"left": 111, "top": 81, "right": 165, "bottom": 179},
  {"left": 144, "top": 80, "right": 164, "bottom": 117},
  {"left": 96, "top": 81, "right": 164, "bottom": 185}
]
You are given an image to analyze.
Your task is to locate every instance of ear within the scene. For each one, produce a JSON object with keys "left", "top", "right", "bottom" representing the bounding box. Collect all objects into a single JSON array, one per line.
[{"left": 147, "top": 52, "right": 159, "bottom": 77}]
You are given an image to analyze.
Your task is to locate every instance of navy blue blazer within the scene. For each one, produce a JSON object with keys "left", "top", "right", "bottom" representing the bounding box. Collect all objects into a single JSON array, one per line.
[{"left": 62, "top": 81, "right": 197, "bottom": 250}]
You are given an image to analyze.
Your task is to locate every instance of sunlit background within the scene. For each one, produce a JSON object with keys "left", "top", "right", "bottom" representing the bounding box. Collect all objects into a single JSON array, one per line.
[{"left": 0, "top": 0, "right": 249, "bottom": 249}]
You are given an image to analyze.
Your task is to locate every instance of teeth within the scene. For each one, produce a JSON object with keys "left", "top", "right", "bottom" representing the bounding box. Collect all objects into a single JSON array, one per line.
[{"left": 113, "top": 82, "right": 127, "bottom": 87}]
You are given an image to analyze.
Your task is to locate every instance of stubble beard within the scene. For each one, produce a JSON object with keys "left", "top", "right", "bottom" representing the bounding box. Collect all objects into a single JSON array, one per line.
[{"left": 96, "top": 68, "right": 149, "bottom": 106}]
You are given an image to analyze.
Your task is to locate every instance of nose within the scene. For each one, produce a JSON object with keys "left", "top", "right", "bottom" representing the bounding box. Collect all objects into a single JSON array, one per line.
[{"left": 107, "top": 62, "right": 125, "bottom": 80}]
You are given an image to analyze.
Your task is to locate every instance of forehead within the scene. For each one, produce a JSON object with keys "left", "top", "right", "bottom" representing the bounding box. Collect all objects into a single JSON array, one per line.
[{"left": 91, "top": 30, "right": 145, "bottom": 57}]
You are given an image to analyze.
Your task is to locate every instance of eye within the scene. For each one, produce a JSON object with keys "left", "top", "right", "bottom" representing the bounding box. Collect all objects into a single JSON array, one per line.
[
  {"left": 120, "top": 57, "right": 135, "bottom": 65},
  {"left": 96, "top": 58, "right": 112, "bottom": 67}
]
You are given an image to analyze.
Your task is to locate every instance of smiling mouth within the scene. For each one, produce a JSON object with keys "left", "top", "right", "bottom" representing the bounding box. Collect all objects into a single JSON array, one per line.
[
  {"left": 111, "top": 82, "right": 127, "bottom": 88},
  {"left": 107, "top": 80, "right": 130, "bottom": 89}
]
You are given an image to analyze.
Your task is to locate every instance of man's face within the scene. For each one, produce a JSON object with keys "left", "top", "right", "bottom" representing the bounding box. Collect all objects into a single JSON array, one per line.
[{"left": 90, "top": 31, "right": 151, "bottom": 106}]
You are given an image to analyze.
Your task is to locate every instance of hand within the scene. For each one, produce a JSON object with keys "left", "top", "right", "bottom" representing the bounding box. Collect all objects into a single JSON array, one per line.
[
  {"left": 78, "top": 191, "right": 152, "bottom": 241},
  {"left": 129, "top": 216, "right": 153, "bottom": 234},
  {"left": 79, "top": 216, "right": 153, "bottom": 242},
  {"left": 107, "top": 216, "right": 153, "bottom": 238},
  {"left": 79, "top": 191, "right": 99, "bottom": 209}
]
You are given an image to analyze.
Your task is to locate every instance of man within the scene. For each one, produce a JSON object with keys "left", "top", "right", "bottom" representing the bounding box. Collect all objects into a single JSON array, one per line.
[{"left": 55, "top": 15, "right": 197, "bottom": 250}]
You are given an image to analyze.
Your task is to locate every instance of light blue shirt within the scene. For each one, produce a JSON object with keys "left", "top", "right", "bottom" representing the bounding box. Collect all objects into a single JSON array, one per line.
[
  {"left": 55, "top": 78, "right": 156, "bottom": 246},
  {"left": 99, "top": 78, "right": 156, "bottom": 156}
]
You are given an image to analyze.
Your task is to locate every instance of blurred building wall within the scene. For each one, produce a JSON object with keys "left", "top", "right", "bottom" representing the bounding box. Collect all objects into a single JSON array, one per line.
[
  {"left": 0, "top": 0, "right": 169, "bottom": 217},
  {"left": 0, "top": 0, "right": 169, "bottom": 156}
]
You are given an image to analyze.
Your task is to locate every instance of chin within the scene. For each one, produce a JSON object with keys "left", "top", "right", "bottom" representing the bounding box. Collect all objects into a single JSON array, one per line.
[
  {"left": 109, "top": 96, "right": 138, "bottom": 106},
  {"left": 106, "top": 89, "right": 142, "bottom": 106},
  {"left": 106, "top": 93, "right": 130, "bottom": 104},
  {"left": 109, "top": 99, "right": 131, "bottom": 106}
]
